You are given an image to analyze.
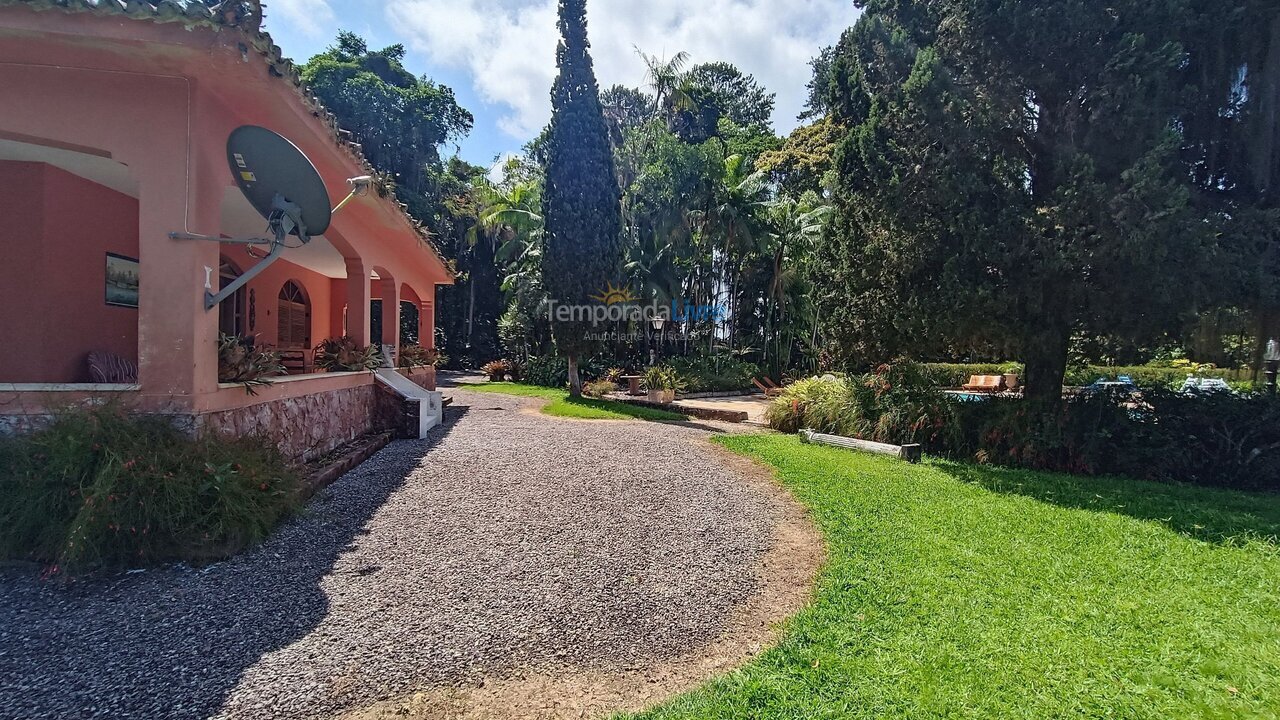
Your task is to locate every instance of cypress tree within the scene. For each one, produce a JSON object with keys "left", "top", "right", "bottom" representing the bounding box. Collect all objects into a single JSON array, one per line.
[{"left": 541, "top": 0, "right": 623, "bottom": 396}]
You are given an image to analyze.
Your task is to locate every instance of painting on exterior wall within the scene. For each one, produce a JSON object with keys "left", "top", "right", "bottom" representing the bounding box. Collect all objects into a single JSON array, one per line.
[{"left": 105, "top": 252, "right": 139, "bottom": 308}]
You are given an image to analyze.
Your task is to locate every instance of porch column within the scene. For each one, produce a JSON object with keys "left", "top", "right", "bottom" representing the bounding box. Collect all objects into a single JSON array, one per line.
[
  {"left": 419, "top": 298, "right": 435, "bottom": 349},
  {"left": 379, "top": 276, "right": 400, "bottom": 357},
  {"left": 130, "top": 152, "right": 221, "bottom": 403},
  {"left": 344, "top": 257, "right": 370, "bottom": 346}
]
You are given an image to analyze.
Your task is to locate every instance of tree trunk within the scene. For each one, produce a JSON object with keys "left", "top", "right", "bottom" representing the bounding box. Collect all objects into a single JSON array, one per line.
[
  {"left": 567, "top": 353, "right": 582, "bottom": 397},
  {"left": 466, "top": 274, "right": 476, "bottom": 343},
  {"left": 1022, "top": 322, "right": 1071, "bottom": 406}
]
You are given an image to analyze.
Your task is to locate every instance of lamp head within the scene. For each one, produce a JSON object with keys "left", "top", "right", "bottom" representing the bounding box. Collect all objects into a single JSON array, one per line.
[
  {"left": 1266, "top": 338, "right": 1280, "bottom": 363},
  {"left": 346, "top": 175, "right": 374, "bottom": 195}
]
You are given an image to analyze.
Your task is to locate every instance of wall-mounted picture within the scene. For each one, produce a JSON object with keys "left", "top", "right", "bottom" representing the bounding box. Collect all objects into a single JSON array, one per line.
[{"left": 105, "top": 252, "right": 139, "bottom": 308}]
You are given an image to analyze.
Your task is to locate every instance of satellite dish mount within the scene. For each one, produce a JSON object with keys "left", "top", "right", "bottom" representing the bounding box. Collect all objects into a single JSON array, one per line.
[{"left": 170, "top": 125, "right": 367, "bottom": 311}]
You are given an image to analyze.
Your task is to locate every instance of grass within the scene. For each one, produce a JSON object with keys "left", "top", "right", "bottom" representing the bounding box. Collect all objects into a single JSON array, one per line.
[
  {"left": 465, "top": 382, "right": 686, "bottom": 422},
  {"left": 628, "top": 434, "right": 1280, "bottom": 720}
]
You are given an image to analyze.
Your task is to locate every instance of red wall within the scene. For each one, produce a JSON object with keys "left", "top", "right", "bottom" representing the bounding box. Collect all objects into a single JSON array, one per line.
[
  {"left": 218, "top": 245, "right": 332, "bottom": 350},
  {"left": 0, "top": 161, "right": 139, "bottom": 382}
]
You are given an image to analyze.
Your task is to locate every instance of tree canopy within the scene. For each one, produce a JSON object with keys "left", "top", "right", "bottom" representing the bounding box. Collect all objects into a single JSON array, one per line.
[
  {"left": 821, "top": 3, "right": 1220, "bottom": 402},
  {"left": 301, "top": 31, "right": 473, "bottom": 226}
]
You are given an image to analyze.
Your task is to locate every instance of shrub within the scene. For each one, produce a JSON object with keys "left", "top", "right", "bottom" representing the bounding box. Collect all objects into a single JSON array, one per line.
[
  {"left": 767, "top": 364, "right": 951, "bottom": 446},
  {"left": 314, "top": 337, "right": 381, "bottom": 372},
  {"left": 668, "top": 354, "right": 761, "bottom": 393},
  {"left": 0, "top": 406, "right": 300, "bottom": 570},
  {"left": 771, "top": 362, "right": 1280, "bottom": 490},
  {"left": 765, "top": 376, "right": 851, "bottom": 435},
  {"left": 583, "top": 380, "right": 619, "bottom": 398},
  {"left": 523, "top": 355, "right": 610, "bottom": 388},
  {"left": 947, "top": 393, "right": 1137, "bottom": 475},
  {"left": 921, "top": 362, "right": 1250, "bottom": 390},
  {"left": 507, "top": 358, "right": 525, "bottom": 382}
]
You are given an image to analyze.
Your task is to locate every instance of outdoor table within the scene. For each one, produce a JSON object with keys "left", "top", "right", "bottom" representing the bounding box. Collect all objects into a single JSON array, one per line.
[{"left": 620, "top": 375, "right": 643, "bottom": 395}]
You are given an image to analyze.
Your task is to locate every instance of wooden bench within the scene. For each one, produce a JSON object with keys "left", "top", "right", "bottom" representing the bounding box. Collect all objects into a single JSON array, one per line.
[
  {"left": 753, "top": 376, "right": 786, "bottom": 397},
  {"left": 961, "top": 374, "right": 1005, "bottom": 393},
  {"left": 279, "top": 348, "right": 313, "bottom": 375}
]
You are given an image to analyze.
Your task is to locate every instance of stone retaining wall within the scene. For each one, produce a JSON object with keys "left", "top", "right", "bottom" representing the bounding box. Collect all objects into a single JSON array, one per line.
[{"left": 198, "top": 383, "right": 400, "bottom": 463}]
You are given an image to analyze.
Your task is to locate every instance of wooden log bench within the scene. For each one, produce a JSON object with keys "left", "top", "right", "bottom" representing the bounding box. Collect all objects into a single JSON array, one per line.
[{"left": 800, "top": 429, "right": 922, "bottom": 463}]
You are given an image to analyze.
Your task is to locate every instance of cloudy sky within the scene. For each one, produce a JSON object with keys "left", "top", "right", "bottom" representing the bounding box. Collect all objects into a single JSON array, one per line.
[{"left": 264, "top": 0, "right": 859, "bottom": 164}]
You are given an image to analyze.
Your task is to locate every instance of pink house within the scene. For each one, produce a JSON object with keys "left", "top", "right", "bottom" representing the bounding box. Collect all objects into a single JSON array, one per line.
[{"left": 0, "top": 0, "right": 451, "bottom": 459}]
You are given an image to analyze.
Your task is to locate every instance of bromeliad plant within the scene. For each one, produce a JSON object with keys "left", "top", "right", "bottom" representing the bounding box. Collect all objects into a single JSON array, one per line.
[
  {"left": 217, "top": 333, "right": 285, "bottom": 395},
  {"left": 397, "top": 345, "right": 443, "bottom": 369},
  {"left": 482, "top": 359, "right": 511, "bottom": 382},
  {"left": 313, "top": 337, "right": 381, "bottom": 372}
]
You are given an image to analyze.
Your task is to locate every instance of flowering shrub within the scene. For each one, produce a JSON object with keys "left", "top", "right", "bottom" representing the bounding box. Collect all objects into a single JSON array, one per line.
[{"left": 0, "top": 406, "right": 300, "bottom": 571}]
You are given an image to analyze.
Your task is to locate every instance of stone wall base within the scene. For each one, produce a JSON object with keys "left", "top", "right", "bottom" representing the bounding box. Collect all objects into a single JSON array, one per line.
[{"left": 198, "top": 384, "right": 402, "bottom": 463}]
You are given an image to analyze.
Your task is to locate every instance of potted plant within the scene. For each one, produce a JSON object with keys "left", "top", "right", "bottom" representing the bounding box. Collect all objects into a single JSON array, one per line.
[
  {"left": 1000, "top": 362, "right": 1022, "bottom": 391},
  {"left": 482, "top": 359, "right": 511, "bottom": 382},
  {"left": 644, "top": 366, "right": 684, "bottom": 404},
  {"left": 313, "top": 336, "right": 381, "bottom": 372}
]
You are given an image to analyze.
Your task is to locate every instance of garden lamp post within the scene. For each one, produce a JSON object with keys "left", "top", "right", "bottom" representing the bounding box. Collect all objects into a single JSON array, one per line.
[
  {"left": 1265, "top": 338, "right": 1280, "bottom": 395},
  {"left": 651, "top": 317, "right": 666, "bottom": 366}
]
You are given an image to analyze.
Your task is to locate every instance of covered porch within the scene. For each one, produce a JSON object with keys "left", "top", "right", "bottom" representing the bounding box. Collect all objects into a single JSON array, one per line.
[{"left": 0, "top": 3, "right": 451, "bottom": 458}]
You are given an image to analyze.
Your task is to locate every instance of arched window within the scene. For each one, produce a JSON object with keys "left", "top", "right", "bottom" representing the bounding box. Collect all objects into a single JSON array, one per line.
[
  {"left": 277, "top": 280, "right": 310, "bottom": 349},
  {"left": 218, "top": 257, "right": 246, "bottom": 337}
]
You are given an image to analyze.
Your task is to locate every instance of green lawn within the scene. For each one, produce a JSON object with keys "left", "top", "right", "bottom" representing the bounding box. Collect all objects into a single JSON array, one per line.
[
  {"left": 464, "top": 381, "right": 686, "bottom": 421},
  {"left": 630, "top": 434, "right": 1280, "bottom": 720}
]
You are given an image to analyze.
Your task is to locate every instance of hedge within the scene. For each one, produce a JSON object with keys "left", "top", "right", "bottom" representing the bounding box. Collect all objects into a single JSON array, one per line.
[{"left": 922, "top": 363, "right": 1252, "bottom": 389}]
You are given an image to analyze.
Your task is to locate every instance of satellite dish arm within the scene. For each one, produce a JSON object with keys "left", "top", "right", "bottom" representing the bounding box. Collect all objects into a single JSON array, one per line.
[{"left": 204, "top": 240, "right": 285, "bottom": 311}]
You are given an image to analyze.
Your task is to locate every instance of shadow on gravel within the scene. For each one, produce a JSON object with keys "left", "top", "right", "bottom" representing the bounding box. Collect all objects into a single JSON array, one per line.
[{"left": 0, "top": 407, "right": 466, "bottom": 720}]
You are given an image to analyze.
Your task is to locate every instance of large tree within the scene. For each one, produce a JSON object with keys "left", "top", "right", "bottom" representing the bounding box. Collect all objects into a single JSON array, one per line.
[
  {"left": 685, "top": 61, "right": 776, "bottom": 131},
  {"left": 301, "top": 32, "right": 472, "bottom": 225},
  {"left": 823, "top": 4, "right": 1214, "bottom": 403},
  {"left": 541, "top": 0, "right": 623, "bottom": 395}
]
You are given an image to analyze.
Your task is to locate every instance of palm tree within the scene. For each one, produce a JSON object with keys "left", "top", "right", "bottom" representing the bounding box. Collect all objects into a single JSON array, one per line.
[
  {"left": 636, "top": 48, "right": 698, "bottom": 129},
  {"left": 690, "top": 154, "right": 772, "bottom": 350},
  {"left": 762, "top": 197, "right": 830, "bottom": 371}
]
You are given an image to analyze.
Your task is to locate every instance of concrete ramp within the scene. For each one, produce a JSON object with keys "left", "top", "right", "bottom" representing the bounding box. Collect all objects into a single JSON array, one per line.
[{"left": 375, "top": 368, "right": 443, "bottom": 437}]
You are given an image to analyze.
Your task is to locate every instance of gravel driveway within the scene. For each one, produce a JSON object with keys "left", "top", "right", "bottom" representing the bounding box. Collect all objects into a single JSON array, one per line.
[{"left": 0, "top": 388, "right": 784, "bottom": 719}]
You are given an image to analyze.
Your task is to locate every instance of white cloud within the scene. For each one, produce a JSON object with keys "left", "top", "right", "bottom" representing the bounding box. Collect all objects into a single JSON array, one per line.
[
  {"left": 266, "top": 0, "right": 338, "bottom": 40},
  {"left": 385, "top": 0, "right": 858, "bottom": 141}
]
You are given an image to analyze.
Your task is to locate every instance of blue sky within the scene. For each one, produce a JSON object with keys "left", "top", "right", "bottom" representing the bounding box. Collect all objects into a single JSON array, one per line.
[{"left": 263, "top": 0, "right": 859, "bottom": 167}]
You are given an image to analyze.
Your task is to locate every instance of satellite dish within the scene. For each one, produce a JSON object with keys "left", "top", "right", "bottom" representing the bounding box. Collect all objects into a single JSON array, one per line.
[
  {"left": 174, "top": 126, "right": 366, "bottom": 311},
  {"left": 226, "top": 125, "right": 332, "bottom": 241}
]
